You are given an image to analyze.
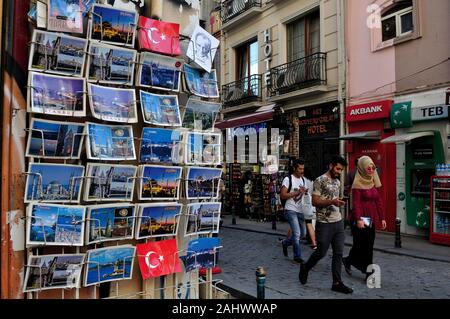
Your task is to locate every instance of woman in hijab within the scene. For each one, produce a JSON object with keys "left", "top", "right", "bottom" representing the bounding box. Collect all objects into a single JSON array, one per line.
[{"left": 342, "top": 155, "right": 386, "bottom": 280}]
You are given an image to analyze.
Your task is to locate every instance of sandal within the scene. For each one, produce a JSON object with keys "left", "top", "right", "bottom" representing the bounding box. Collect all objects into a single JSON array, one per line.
[{"left": 310, "top": 244, "right": 317, "bottom": 250}]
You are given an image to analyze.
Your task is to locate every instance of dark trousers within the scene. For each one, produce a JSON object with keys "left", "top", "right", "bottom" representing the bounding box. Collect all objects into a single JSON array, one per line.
[
  {"left": 346, "top": 223, "right": 375, "bottom": 274},
  {"left": 304, "top": 220, "right": 345, "bottom": 284}
]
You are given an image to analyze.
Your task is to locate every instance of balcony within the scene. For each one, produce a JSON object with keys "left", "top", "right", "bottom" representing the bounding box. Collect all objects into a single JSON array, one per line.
[
  {"left": 221, "top": 0, "right": 262, "bottom": 30},
  {"left": 267, "top": 52, "right": 327, "bottom": 99},
  {"left": 222, "top": 74, "right": 262, "bottom": 111}
]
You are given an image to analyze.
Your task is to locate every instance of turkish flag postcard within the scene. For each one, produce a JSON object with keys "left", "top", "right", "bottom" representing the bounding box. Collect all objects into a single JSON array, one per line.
[
  {"left": 138, "top": 17, "right": 181, "bottom": 56},
  {"left": 136, "top": 239, "right": 182, "bottom": 279}
]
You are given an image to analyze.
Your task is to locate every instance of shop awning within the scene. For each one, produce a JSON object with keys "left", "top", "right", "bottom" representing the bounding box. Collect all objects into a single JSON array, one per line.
[
  {"left": 380, "top": 131, "right": 435, "bottom": 144},
  {"left": 338, "top": 130, "right": 381, "bottom": 140},
  {"left": 215, "top": 104, "right": 275, "bottom": 130}
]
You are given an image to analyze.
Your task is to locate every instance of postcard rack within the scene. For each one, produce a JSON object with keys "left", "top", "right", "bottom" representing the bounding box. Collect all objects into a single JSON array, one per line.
[{"left": 21, "top": 0, "right": 225, "bottom": 300}]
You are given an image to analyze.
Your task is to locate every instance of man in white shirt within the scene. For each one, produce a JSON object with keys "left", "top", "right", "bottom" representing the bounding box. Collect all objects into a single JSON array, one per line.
[{"left": 280, "top": 159, "right": 310, "bottom": 263}]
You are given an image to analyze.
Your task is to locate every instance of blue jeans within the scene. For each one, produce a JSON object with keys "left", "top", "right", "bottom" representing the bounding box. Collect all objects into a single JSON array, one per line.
[{"left": 282, "top": 209, "right": 306, "bottom": 259}]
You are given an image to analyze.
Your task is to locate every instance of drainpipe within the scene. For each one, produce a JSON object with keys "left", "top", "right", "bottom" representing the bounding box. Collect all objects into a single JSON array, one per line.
[{"left": 337, "top": 0, "right": 346, "bottom": 187}]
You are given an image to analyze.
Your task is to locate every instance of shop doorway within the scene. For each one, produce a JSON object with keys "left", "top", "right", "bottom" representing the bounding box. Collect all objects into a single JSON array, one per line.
[{"left": 300, "top": 139, "right": 339, "bottom": 180}]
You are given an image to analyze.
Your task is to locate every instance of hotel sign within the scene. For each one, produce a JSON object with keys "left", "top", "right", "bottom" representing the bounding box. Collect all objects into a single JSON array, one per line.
[{"left": 346, "top": 100, "right": 392, "bottom": 122}]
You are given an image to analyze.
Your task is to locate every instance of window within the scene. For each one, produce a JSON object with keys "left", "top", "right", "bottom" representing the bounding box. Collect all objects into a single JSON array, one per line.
[
  {"left": 381, "top": 0, "right": 413, "bottom": 42},
  {"left": 287, "top": 10, "right": 320, "bottom": 62},
  {"left": 236, "top": 39, "right": 258, "bottom": 79}
]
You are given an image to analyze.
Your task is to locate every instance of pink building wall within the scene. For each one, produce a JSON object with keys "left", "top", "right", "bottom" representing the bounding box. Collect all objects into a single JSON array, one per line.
[{"left": 345, "top": 0, "right": 396, "bottom": 106}]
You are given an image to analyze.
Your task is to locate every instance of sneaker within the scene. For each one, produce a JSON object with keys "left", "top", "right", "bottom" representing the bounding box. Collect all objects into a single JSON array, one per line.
[
  {"left": 298, "top": 263, "right": 308, "bottom": 285},
  {"left": 331, "top": 282, "right": 353, "bottom": 294},
  {"left": 282, "top": 242, "right": 288, "bottom": 257},
  {"left": 293, "top": 257, "right": 304, "bottom": 264},
  {"left": 342, "top": 257, "right": 352, "bottom": 276}
]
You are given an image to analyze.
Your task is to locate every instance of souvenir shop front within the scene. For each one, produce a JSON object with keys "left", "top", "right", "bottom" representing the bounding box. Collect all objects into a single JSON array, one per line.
[
  {"left": 342, "top": 100, "right": 397, "bottom": 232},
  {"left": 216, "top": 111, "right": 280, "bottom": 221}
]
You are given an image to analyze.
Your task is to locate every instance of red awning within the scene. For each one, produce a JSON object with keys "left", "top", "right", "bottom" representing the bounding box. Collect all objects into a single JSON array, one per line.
[{"left": 215, "top": 105, "right": 274, "bottom": 130}]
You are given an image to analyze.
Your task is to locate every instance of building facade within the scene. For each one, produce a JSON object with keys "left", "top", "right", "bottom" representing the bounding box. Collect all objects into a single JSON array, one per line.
[
  {"left": 218, "top": 0, "right": 346, "bottom": 183},
  {"left": 345, "top": 0, "right": 450, "bottom": 235}
]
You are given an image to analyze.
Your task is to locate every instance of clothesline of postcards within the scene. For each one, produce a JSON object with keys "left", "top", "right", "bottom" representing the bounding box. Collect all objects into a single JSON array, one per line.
[{"left": 23, "top": 0, "right": 225, "bottom": 298}]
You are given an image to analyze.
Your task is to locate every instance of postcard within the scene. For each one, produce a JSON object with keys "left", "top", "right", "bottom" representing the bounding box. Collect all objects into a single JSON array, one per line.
[
  {"left": 135, "top": 203, "right": 182, "bottom": 240},
  {"left": 137, "top": 17, "right": 180, "bottom": 56},
  {"left": 47, "top": 0, "right": 83, "bottom": 34},
  {"left": 84, "top": 245, "right": 135, "bottom": 286},
  {"left": 26, "top": 203, "right": 85, "bottom": 247},
  {"left": 140, "top": 127, "right": 182, "bottom": 164},
  {"left": 182, "top": 98, "right": 221, "bottom": 132},
  {"left": 185, "top": 132, "right": 221, "bottom": 165},
  {"left": 88, "top": 84, "right": 138, "bottom": 123},
  {"left": 183, "top": 64, "right": 219, "bottom": 98},
  {"left": 185, "top": 202, "right": 221, "bottom": 236},
  {"left": 180, "top": 237, "right": 221, "bottom": 272},
  {"left": 137, "top": 52, "right": 182, "bottom": 92},
  {"left": 25, "top": 163, "right": 85, "bottom": 203},
  {"left": 89, "top": 4, "right": 137, "bottom": 47},
  {"left": 186, "top": 25, "right": 219, "bottom": 73},
  {"left": 138, "top": 165, "right": 182, "bottom": 201},
  {"left": 28, "top": 72, "right": 86, "bottom": 117},
  {"left": 29, "top": 30, "right": 87, "bottom": 77},
  {"left": 85, "top": 203, "right": 136, "bottom": 244},
  {"left": 186, "top": 167, "right": 222, "bottom": 200},
  {"left": 23, "top": 254, "right": 85, "bottom": 293},
  {"left": 84, "top": 163, "right": 136, "bottom": 202},
  {"left": 86, "top": 122, "right": 136, "bottom": 161},
  {"left": 136, "top": 239, "right": 181, "bottom": 279},
  {"left": 26, "top": 118, "right": 85, "bottom": 159},
  {"left": 87, "top": 42, "right": 137, "bottom": 85},
  {"left": 139, "top": 91, "right": 181, "bottom": 126}
]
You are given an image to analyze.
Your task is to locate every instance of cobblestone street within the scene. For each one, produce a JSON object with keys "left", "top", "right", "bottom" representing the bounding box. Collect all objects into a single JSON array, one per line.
[{"left": 216, "top": 226, "right": 450, "bottom": 299}]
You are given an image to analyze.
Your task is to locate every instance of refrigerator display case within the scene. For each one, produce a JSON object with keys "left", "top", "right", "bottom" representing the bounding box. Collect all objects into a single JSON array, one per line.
[{"left": 430, "top": 175, "right": 450, "bottom": 245}]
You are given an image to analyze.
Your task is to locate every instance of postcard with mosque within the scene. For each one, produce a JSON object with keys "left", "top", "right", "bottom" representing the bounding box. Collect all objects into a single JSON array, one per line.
[
  {"left": 28, "top": 72, "right": 86, "bottom": 117},
  {"left": 26, "top": 118, "right": 85, "bottom": 159},
  {"left": 88, "top": 83, "right": 138, "bottom": 123},
  {"left": 24, "top": 163, "right": 85, "bottom": 204},
  {"left": 84, "top": 163, "right": 137, "bottom": 202},
  {"left": 86, "top": 42, "right": 137, "bottom": 85},
  {"left": 183, "top": 64, "right": 219, "bottom": 98},
  {"left": 85, "top": 203, "right": 136, "bottom": 245},
  {"left": 88, "top": 4, "right": 137, "bottom": 47},
  {"left": 137, "top": 52, "right": 183, "bottom": 92},
  {"left": 23, "top": 254, "right": 85, "bottom": 293},
  {"left": 139, "top": 90, "right": 181, "bottom": 126},
  {"left": 84, "top": 245, "right": 136, "bottom": 286},
  {"left": 26, "top": 203, "right": 86, "bottom": 247},
  {"left": 29, "top": 30, "right": 88, "bottom": 77},
  {"left": 135, "top": 203, "right": 182, "bottom": 240},
  {"left": 185, "top": 167, "right": 222, "bottom": 200},
  {"left": 86, "top": 122, "right": 136, "bottom": 161},
  {"left": 138, "top": 165, "right": 182, "bottom": 201}
]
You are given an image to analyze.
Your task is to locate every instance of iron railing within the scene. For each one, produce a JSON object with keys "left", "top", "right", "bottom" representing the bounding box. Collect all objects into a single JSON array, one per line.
[
  {"left": 222, "top": 74, "right": 262, "bottom": 108},
  {"left": 221, "top": 0, "right": 262, "bottom": 24},
  {"left": 267, "top": 52, "right": 327, "bottom": 97}
]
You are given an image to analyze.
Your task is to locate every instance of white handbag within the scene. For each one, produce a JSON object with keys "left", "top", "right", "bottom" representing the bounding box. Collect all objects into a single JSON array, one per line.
[{"left": 301, "top": 192, "right": 315, "bottom": 219}]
